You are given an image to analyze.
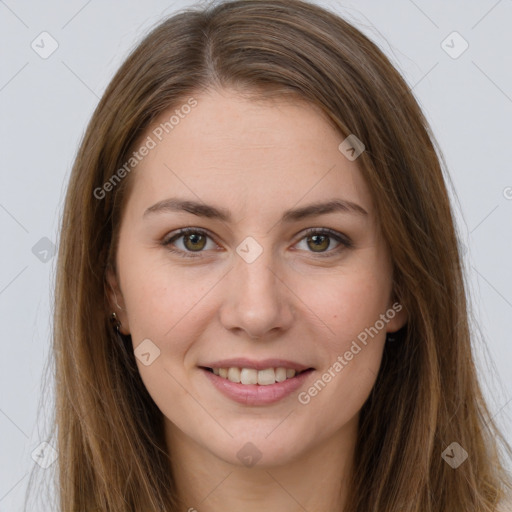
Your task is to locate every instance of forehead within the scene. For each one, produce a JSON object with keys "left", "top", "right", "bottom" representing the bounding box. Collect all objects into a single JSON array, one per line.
[{"left": 124, "top": 88, "right": 373, "bottom": 223}]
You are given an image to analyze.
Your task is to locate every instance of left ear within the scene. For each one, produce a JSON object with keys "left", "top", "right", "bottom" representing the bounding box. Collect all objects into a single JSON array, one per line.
[{"left": 385, "top": 298, "right": 408, "bottom": 334}]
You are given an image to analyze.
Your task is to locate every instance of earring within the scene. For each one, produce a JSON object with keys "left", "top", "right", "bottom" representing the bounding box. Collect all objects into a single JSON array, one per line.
[
  {"left": 110, "top": 311, "right": 122, "bottom": 333},
  {"left": 386, "top": 332, "right": 397, "bottom": 343},
  {"left": 109, "top": 312, "right": 134, "bottom": 365}
]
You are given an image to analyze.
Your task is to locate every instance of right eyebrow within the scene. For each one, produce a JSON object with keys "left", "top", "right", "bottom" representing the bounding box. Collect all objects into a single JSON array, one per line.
[{"left": 143, "top": 198, "right": 231, "bottom": 221}]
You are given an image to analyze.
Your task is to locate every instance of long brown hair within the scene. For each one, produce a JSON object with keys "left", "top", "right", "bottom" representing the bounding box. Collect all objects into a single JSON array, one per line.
[{"left": 26, "top": 0, "right": 511, "bottom": 510}]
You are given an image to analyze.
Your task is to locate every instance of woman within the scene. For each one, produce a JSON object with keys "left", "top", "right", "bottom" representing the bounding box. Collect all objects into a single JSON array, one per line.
[{"left": 29, "top": 0, "right": 512, "bottom": 510}]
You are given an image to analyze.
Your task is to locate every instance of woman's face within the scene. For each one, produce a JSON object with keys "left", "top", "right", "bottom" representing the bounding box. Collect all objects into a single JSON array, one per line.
[{"left": 109, "top": 88, "right": 406, "bottom": 468}]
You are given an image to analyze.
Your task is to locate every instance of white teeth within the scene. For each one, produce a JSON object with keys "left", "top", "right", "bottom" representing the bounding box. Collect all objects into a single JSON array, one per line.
[
  {"left": 227, "top": 367, "right": 241, "bottom": 383},
  {"left": 257, "top": 368, "right": 276, "bottom": 386},
  {"left": 275, "top": 367, "right": 287, "bottom": 382},
  {"left": 240, "top": 368, "right": 258, "bottom": 385},
  {"left": 286, "top": 368, "right": 296, "bottom": 379},
  {"left": 211, "top": 366, "right": 302, "bottom": 385}
]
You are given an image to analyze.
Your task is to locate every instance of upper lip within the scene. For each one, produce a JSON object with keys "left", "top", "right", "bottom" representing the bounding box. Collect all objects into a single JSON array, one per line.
[{"left": 200, "top": 358, "right": 313, "bottom": 372}]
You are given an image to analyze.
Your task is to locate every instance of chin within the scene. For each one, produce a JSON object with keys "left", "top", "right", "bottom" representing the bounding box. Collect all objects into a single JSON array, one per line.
[{"left": 202, "top": 427, "right": 307, "bottom": 468}]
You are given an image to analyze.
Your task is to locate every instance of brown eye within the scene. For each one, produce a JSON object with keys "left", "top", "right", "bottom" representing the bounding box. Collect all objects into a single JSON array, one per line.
[
  {"left": 162, "top": 228, "right": 216, "bottom": 258},
  {"left": 306, "top": 234, "right": 331, "bottom": 252},
  {"left": 182, "top": 232, "right": 207, "bottom": 251},
  {"left": 296, "top": 228, "right": 352, "bottom": 257}
]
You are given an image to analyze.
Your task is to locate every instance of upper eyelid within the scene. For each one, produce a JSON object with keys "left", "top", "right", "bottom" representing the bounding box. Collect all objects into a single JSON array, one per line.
[{"left": 164, "top": 227, "right": 217, "bottom": 244}]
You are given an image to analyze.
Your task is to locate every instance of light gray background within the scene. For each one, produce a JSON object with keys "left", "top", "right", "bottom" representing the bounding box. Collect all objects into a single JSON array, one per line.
[{"left": 1, "top": 0, "right": 511, "bottom": 510}]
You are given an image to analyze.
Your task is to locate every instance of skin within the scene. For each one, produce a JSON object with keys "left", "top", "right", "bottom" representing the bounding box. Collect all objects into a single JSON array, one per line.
[{"left": 107, "top": 87, "right": 408, "bottom": 511}]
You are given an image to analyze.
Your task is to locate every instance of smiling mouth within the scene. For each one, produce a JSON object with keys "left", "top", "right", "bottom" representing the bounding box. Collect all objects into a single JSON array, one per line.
[{"left": 201, "top": 366, "right": 314, "bottom": 385}]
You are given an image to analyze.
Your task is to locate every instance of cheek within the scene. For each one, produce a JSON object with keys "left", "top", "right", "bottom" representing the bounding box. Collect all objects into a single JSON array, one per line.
[
  {"left": 118, "top": 255, "right": 213, "bottom": 419},
  {"left": 120, "top": 246, "right": 219, "bottom": 342},
  {"left": 294, "top": 259, "right": 391, "bottom": 397},
  {"left": 296, "top": 262, "right": 392, "bottom": 342},
  {"left": 295, "top": 298, "right": 387, "bottom": 438}
]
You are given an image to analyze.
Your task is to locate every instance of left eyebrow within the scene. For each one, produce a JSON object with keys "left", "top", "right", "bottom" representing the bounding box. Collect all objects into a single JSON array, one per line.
[
  {"left": 281, "top": 199, "right": 368, "bottom": 222},
  {"left": 143, "top": 197, "right": 368, "bottom": 221}
]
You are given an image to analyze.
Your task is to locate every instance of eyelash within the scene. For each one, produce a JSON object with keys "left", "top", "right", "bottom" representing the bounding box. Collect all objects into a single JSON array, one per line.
[{"left": 161, "top": 227, "right": 353, "bottom": 259}]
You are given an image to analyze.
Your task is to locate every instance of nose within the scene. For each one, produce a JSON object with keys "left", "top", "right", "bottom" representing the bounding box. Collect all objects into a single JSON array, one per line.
[{"left": 218, "top": 247, "right": 295, "bottom": 339}]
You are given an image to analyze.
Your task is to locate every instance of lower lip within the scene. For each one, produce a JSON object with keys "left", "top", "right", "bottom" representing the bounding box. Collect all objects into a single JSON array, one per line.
[{"left": 201, "top": 368, "right": 314, "bottom": 406}]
